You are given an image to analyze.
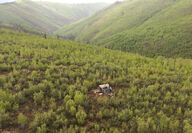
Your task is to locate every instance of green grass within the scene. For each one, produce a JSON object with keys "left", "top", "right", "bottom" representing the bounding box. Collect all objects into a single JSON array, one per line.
[
  {"left": 56, "top": 0, "right": 192, "bottom": 58},
  {"left": 0, "top": 28, "right": 192, "bottom": 133},
  {"left": 0, "top": 1, "right": 108, "bottom": 33}
]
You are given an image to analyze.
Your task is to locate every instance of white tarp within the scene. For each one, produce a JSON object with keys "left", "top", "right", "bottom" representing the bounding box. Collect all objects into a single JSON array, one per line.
[{"left": 99, "top": 84, "right": 110, "bottom": 89}]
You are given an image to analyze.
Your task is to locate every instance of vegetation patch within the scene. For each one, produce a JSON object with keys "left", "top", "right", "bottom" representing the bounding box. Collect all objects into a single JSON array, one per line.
[{"left": 0, "top": 28, "right": 192, "bottom": 132}]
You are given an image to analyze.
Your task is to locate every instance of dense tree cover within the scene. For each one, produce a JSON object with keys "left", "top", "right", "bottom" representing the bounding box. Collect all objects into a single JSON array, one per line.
[{"left": 0, "top": 28, "right": 192, "bottom": 133}]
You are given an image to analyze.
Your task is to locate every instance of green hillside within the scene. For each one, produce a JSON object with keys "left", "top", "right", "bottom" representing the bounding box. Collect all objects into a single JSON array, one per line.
[
  {"left": 56, "top": 0, "right": 192, "bottom": 58},
  {"left": 0, "top": 0, "right": 108, "bottom": 32},
  {"left": 0, "top": 28, "right": 192, "bottom": 133}
]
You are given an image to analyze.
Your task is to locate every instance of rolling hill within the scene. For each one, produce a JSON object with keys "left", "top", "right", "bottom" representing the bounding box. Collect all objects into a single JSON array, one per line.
[
  {"left": 56, "top": 0, "right": 192, "bottom": 58},
  {"left": 0, "top": 0, "right": 109, "bottom": 32},
  {"left": 0, "top": 27, "right": 192, "bottom": 133}
]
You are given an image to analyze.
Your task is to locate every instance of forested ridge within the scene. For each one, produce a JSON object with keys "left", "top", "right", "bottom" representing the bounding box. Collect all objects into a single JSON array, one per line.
[
  {"left": 56, "top": 0, "right": 192, "bottom": 59},
  {"left": 0, "top": 28, "right": 192, "bottom": 133}
]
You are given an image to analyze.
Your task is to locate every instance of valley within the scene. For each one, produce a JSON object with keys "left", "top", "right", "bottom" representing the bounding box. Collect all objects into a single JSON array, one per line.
[{"left": 0, "top": 0, "right": 109, "bottom": 32}]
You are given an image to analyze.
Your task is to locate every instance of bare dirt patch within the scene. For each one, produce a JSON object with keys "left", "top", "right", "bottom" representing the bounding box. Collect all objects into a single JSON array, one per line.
[{"left": 0, "top": 71, "right": 10, "bottom": 76}]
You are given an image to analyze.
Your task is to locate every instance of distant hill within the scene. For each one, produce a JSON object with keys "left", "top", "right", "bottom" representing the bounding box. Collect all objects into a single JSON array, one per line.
[
  {"left": 0, "top": 0, "right": 109, "bottom": 32},
  {"left": 56, "top": 0, "right": 192, "bottom": 58}
]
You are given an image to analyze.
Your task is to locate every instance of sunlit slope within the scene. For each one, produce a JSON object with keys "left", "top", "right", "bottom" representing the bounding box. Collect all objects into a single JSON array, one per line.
[
  {"left": 0, "top": 1, "right": 108, "bottom": 32},
  {"left": 39, "top": 2, "right": 108, "bottom": 21},
  {"left": 56, "top": 0, "right": 192, "bottom": 58},
  {"left": 0, "top": 28, "right": 192, "bottom": 132}
]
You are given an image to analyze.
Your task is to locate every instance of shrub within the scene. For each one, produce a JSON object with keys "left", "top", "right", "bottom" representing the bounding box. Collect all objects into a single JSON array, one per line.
[
  {"left": 76, "top": 107, "right": 87, "bottom": 125},
  {"left": 18, "top": 113, "right": 28, "bottom": 128},
  {"left": 37, "top": 124, "right": 47, "bottom": 133},
  {"left": 33, "top": 91, "right": 44, "bottom": 106},
  {"left": 66, "top": 99, "right": 76, "bottom": 116},
  {"left": 0, "top": 64, "right": 10, "bottom": 72},
  {"left": 0, "top": 76, "right": 6, "bottom": 87},
  {"left": 0, "top": 109, "right": 10, "bottom": 129},
  {"left": 74, "top": 91, "right": 85, "bottom": 105}
]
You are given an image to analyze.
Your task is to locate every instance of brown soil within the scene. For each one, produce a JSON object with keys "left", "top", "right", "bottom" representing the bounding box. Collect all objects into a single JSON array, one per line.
[{"left": 0, "top": 71, "right": 10, "bottom": 76}]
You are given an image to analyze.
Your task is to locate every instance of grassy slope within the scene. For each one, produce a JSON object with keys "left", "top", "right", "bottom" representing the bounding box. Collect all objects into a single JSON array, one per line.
[
  {"left": 0, "top": 1, "right": 108, "bottom": 32},
  {"left": 0, "top": 28, "right": 192, "bottom": 133},
  {"left": 56, "top": 0, "right": 192, "bottom": 58}
]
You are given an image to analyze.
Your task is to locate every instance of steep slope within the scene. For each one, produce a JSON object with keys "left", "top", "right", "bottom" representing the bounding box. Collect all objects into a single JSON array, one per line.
[
  {"left": 39, "top": 2, "right": 109, "bottom": 21},
  {"left": 0, "top": 1, "right": 108, "bottom": 32},
  {"left": 56, "top": 0, "right": 192, "bottom": 58},
  {"left": 0, "top": 28, "right": 192, "bottom": 133}
]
